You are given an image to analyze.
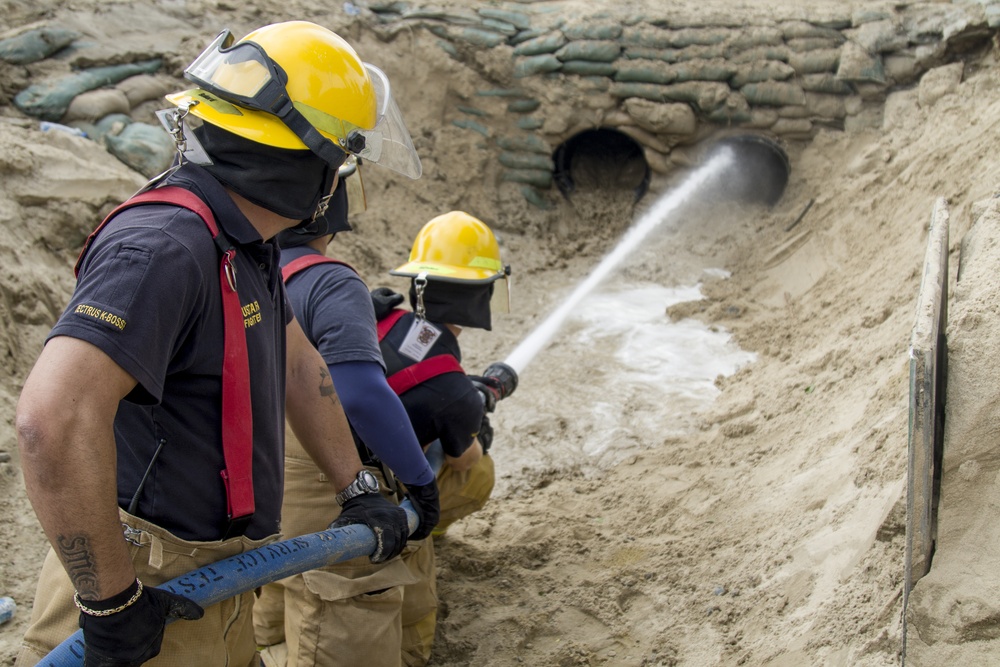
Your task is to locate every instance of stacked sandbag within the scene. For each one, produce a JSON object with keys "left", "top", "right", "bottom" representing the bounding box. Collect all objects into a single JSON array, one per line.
[
  {"left": 366, "top": 0, "right": 999, "bottom": 207},
  {"left": 5, "top": 24, "right": 175, "bottom": 177}
]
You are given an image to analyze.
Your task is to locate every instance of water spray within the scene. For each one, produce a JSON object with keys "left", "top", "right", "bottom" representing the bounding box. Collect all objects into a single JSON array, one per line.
[{"left": 504, "top": 146, "right": 737, "bottom": 376}]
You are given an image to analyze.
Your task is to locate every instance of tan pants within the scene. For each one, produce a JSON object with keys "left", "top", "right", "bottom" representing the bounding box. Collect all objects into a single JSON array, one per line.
[
  {"left": 400, "top": 454, "right": 496, "bottom": 666},
  {"left": 253, "top": 429, "right": 415, "bottom": 667},
  {"left": 16, "top": 509, "right": 272, "bottom": 667}
]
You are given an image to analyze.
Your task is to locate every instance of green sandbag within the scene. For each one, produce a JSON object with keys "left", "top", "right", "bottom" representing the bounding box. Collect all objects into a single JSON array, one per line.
[
  {"left": 514, "top": 54, "right": 562, "bottom": 78},
  {"left": 104, "top": 122, "right": 174, "bottom": 178},
  {"left": 457, "top": 105, "right": 490, "bottom": 117},
  {"left": 436, "top": 40, "right": 459, "bottom": 57},
  {"left": 615, "top": 59, "right": 677, "bottom": 85},
  {"left": 481, "top": 19, "right": 518, "bottom": 36},
  {"left": 520, "top": 185, "right": 555, "bottom": 209},
  {"left": 14, "top": 59, "right": 162, "bottom": 121},
  {"left": 740, "top": 81, "right": 806, "bottom": 106},
  {"left": 510, "top": 28, "right": 550, "bottom": 46},
  {"left": 555, "top": 40, "right": 621, "bottom": 63},
  {"left": 0, "top": 27, "right": 78, "bottom": 65},
  {"left": 456, "top": 28, "right": 507, "bottom": 48},
  {"left": 561, "top": 60, "right": 616, "bottom": 77},
  {"left": 478, "top": 8, "right": 532, "bottom": 30},
  {"left": 513, "top": 31, "right": 567, "bottom": 56},
  {"left": 497, "top": 134, "right": 550, "bottom": 154},
  {"left": 670, "top": 59, "right": 736, "bottom": 83},
  {"left": 507, "top": 99, "right": 541, "bottom": 113},
  {"left": 503, "top": 169, "right": 553, "bottom": 188},
  {"left": 800, "top": 73, "right": 854, "bottom": 95},
  {"left": 88, "top": 113, "right": 133, "bottom": 144},
  {"left": 451, "top": 119, "right": 491, "bottom": 137},
  {"left": 787, "top": 49, "right": 841, "bottom": 75},
  {"left": 499, "top": 152, "right": 553, "bottom": 170},
  {"left": 476, "top": 88, "right": 525, "bottom": 97},
  {"left": 622, "top": 46, "right": 679, "bottom": 63},
  {"left": 561, "top": 22, "right": 622, "bottom": 41}
]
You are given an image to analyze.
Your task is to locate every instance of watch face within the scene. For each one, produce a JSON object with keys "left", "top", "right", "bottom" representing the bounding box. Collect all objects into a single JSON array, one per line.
[{"left": 360, "top": 470, "right": 379, "bottom": 493}]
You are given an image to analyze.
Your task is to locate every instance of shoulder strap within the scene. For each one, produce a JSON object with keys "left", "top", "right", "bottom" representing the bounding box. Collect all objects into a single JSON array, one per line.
[
  {"left": 386, "top": 354, "right": 466, "bottom": 396},
  {"left": 78, "top": 186, "right": 255, "bottom": 533},
  {"left": 375, "top": 310, "right": 465, "bottom": 394},
  {"left": 281, "top": 254, "right": 357, "bottom": 284},
  {"left": 376, "top": 308, "right": 409, "bottom": 342}
]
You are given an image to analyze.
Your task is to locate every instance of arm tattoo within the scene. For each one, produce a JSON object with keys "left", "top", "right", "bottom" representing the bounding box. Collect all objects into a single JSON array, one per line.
[
  {"left": 318, "top": 366, "right": 340, "bottom": 407},
  {"left": 57, "top": 534, "right": 100, "bottom": 598}
]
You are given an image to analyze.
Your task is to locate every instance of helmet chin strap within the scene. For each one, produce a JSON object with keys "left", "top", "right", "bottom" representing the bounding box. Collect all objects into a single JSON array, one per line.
[{"left": 310, "top": 168, "right": 339, "bottom": 221}]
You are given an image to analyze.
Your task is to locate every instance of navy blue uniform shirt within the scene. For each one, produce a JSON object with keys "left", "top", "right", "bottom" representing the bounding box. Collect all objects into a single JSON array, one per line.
[
  {"left": 50, "top": 164, "right": 291, "bottom": 541},
  {"left": 281, "top": 247, "right": 435, "bottom": 486},
  {"left": 279, "top": 246, "right": 384, "bottom": 369},
  {"left": 379, "top": 312, "right": 483, "bottom": 458}
]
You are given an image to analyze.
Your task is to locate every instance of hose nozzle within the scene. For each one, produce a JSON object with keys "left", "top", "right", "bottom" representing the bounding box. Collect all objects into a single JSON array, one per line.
[{"left": 470, "top": 361, "right": 519, "bottom": 413}]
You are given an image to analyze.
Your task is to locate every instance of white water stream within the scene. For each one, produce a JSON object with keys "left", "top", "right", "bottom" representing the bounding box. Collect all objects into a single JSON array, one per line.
[{"left": 504, "top": 146, "right": 736, "bottom": 375}]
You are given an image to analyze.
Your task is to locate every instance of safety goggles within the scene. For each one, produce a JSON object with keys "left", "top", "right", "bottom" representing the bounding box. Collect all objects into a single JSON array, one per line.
[
  {"left": 185, "top": 29, "right": 352, "bottom": 168},
  {"left": 185, "top": 30, "right": 421, "bottom": 178}
]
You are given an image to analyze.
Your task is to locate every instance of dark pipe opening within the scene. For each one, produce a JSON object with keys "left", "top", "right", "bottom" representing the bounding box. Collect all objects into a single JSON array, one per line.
[
  {"left": 553, "top": 128, "right": 651, "bottom": 203},
  {"left": 703, "top": 133, "right": 790, "bottom": 207}
]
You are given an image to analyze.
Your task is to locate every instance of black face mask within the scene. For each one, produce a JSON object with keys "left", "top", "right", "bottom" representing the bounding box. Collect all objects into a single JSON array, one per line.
[
  {"left": 275, "top": 176, "right": 351, "bottom": 248},
  {"left": 409, "top": 280, "right": 494, "bottom": 331},
  {"left": 195, "top": 123, "right": 340, "bottom": 220}
]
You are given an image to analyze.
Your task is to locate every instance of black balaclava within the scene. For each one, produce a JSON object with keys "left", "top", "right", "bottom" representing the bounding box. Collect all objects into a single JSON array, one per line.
[
  {"left": 195, "top": 123, "right": 341, "bottom": 221},
  {"left": 409, "top": 280, "right": 495, "bottom": 331},
  {"left": 274, "top": 176, "right": 351, "bottom": 248}
]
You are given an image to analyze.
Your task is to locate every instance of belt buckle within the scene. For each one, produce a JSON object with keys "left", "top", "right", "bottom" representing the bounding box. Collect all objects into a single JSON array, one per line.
[{"left": 122, "top": 523, "right": 143, "bottom": 546}]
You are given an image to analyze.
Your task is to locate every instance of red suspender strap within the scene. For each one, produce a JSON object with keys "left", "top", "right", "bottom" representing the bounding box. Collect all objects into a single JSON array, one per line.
[
  {"left": 386, "top": 354, "right": 465, "bottom": 396},
  {"left": 375, "top": 310, "right": 465, "bottom": 394},
  {"left": 78, "top": 186, "right": 255, "bottom": 527},
  {"left": 376, "top": 308, "right": 408, "bottom": 341},
  {"left": 281, "top": 254, "right": 357, "bottom": 283}
]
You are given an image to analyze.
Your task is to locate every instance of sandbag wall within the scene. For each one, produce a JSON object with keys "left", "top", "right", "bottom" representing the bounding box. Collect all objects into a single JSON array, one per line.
[
  {"left": 2, "top": 1, "right": 998, "bottom": 201},
  {"left": 366, "top": 0, "right": 999, "bottom": 207}
]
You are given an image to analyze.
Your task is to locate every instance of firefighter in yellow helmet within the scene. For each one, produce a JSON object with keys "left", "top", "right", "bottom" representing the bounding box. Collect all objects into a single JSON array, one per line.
[
  {"left": 14, "top": 21, "right": 424, "bottom": 667},
  {"left": 369, "top": 211, "right": 518, "bottom": 665}
]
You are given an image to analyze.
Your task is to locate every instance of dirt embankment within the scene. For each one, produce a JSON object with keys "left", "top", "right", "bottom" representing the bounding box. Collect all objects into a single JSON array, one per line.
[{"left": 4, "top": 2, "right": 1000, "bottom": 666}]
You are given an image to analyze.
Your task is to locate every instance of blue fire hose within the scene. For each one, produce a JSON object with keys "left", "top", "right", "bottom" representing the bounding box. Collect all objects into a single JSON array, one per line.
[{"left": 39, "top": 501, "right": 418, "bottom": 666}]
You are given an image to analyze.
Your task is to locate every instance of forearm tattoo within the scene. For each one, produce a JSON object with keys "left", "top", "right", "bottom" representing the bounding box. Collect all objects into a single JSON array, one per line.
[
  {"left": 57, "top": 534, "right": 99, "bottom": 598},
  {"left": 318, "top": 366, "right": 340, "bottom": 407}
]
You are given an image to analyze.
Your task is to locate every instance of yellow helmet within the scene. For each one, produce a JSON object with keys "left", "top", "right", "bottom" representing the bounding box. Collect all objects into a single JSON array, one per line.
[
  {"left": 391, "top": 211, "right": 508, "bottom": 284},
  {"left": 166, "top": 21, "right": 421, "bottom": 177}
]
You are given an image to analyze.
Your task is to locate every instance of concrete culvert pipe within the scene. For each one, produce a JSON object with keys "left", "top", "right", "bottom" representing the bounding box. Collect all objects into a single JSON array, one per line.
[
  {"left": 553, "top": 127, "right": 651, "bottom": 203},
  {"left": 702, "top": 133, "right": 790, "bottom": 207}
]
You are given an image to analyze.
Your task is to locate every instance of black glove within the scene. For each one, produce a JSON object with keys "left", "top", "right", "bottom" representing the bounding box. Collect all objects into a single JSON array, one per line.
[
  {"left": 477, "top": 415, "right": 494, "bottom": 454},
  {"left": 80, "top": 580, "right": 204, "bottom": 667},
  {"left": 404, "top": 480, "right": 441, "bottom": 541},
  {"left": 468, "top": 362, "right": 518, "bottom": 413},
  {"left": 469, "top": 376, "right": 501, "bottom": 413},
  {"left": 371, "top": 287, "right": 405, "bottom": 319},
  {"left": 332, "top": 492, "right": 409, "bottom": 563}
]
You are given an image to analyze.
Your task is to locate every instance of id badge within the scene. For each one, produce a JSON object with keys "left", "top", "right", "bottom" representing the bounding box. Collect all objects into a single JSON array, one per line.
[{"left": 399, "top": 319, "right": 442, "bottom": 361}]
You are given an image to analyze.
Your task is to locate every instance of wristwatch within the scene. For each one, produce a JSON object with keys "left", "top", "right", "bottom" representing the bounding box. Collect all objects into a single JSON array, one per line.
[{"left": 335, "top": 469, "right": 381, "bottom": 506}]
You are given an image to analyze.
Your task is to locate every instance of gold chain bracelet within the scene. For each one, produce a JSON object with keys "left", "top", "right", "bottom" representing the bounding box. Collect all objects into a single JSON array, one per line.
[{"left": 74, "top": 579, "right": 144, "bottom": 617}]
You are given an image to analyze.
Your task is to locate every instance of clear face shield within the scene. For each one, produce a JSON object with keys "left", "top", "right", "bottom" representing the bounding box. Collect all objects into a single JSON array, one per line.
[
  {"left": 357, "top": 64, "right": 422, "bottom": 179},
  {"left": 492, "top": 267, "right": 512, "bottom": 314},
  {"left": 339, "top": 156, "right": 368, "bottom": 216}
]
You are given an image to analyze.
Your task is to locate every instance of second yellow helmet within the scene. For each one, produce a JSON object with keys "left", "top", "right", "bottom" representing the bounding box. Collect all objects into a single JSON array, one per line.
[{"left": 391, "top": 211, "right": 508, "bottom": 284}]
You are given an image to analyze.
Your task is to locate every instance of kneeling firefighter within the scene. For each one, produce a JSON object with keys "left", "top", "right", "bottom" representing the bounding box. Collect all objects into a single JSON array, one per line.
[{"left": 370, "top": 210, "right": 518, "bottom": 665}]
